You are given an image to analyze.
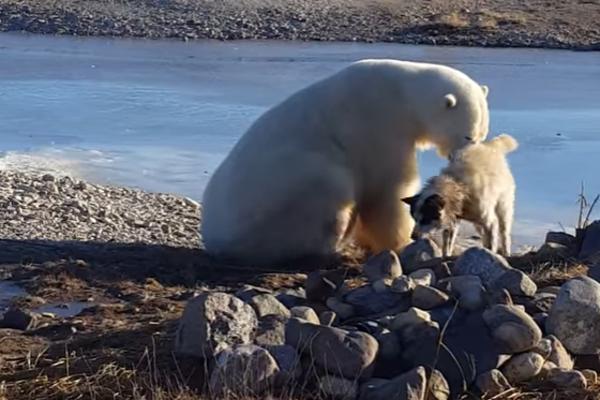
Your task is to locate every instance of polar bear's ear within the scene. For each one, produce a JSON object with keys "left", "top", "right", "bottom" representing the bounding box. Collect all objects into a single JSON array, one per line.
[
  {"left": 444, "top": 94, "right": 458, "bottom": 108},
  {"left": 402, "top": 195, "right": 420, "bottom": 207},
  {"left": 481, "top": 85, "right": 489, "bottom": 98}
]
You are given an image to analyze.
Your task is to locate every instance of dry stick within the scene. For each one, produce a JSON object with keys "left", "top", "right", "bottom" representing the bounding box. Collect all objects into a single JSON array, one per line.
[
  {"left": 577, "top": 181, "right": 588, "bottom": 229},
  {"left": 584, "top": 194, "right": 600, "bottom": 228}
]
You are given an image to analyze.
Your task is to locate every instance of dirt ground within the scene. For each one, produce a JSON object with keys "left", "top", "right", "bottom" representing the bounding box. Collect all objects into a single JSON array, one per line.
[{"left": 0, "top": 0, "right": 599, "bottom": 49}]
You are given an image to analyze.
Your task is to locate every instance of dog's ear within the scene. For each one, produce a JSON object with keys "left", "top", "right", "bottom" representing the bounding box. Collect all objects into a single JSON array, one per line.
[
  {"left": 424, "top": 194, "right": 445, "bottom": 210},
  {"left": 402, "top": 195, "right": 420, "bottom": 207}
]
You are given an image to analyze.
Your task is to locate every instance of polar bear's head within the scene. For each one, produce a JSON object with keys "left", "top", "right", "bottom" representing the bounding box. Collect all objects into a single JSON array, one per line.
[{"left": 410, "top": 65, "right": 490, "bottom": 158}]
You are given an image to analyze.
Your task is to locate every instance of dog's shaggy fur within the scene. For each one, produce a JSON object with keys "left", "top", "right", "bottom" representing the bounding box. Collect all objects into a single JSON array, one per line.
[{"left": 404, "top": 134, "right": 518, "bottom": 257}]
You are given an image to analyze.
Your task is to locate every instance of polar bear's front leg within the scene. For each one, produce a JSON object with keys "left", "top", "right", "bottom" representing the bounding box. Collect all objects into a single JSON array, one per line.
[{"left": 354, "top": 188, "right": 415, "bottom": 253}]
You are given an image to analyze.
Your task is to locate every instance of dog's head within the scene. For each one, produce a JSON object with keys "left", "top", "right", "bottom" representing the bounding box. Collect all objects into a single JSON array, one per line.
[{"left": 402, "top": 193, "right": 448, "bottom": 239}]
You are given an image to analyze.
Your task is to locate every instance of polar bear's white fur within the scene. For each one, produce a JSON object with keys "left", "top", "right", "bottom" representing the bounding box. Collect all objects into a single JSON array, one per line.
[{"left": 201, "top": 59, "right": 490, "bottom": 266}]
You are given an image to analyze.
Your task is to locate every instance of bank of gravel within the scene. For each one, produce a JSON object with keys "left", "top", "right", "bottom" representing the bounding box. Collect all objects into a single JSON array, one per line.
[
  {"left": 1, "top": 0, "right": 599, "bottom": 50},
  {"left": 0, "top": 170, "right": 201, "bottom": 248}
]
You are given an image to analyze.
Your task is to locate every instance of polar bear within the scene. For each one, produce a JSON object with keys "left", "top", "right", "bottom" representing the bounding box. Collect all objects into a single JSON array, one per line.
[{"left": 201, "top": 59, "right": 490, "bottom": 266}]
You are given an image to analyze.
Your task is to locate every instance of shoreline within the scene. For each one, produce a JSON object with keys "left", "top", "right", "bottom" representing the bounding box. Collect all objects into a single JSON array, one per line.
[{"left": 1, "top": 0, "right": 599, "bottom": 51}]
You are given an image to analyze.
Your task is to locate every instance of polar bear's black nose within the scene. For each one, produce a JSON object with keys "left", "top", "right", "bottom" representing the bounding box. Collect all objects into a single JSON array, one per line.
[{"left": 411, "top": 230, "right": 420, "bottom": 240}]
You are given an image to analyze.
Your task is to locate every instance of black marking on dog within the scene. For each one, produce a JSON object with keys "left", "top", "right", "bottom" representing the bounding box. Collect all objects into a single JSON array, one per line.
[{"left": 419, "top": 194, "right": 445, "bottom": 225}]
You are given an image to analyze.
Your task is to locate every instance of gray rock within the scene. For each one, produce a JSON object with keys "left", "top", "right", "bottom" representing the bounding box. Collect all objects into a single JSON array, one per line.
[
  {"left": 391, "top": 307, "right": 431, "bottom": 332},
  {"left": 268, "top": 344, "right": 302, "bottom": 387},
  {"left": 483, "top": 304, "right": 542, "bottom": 353},
  {"left": 318, "top": 375, "right": 358, "bottom": 400},
  {"left": 453, "top": 247, "right": 512, "bottom": 287},
  {"left": 400, "top": 238, "right": 442, "bottom": 273},
  {"left": 580, "top": 220, "right": 600, "bottom": 259},
  {"left": 0, "top": 308, "right": 39, "bottom": 331},
  {"left": 209, "top": 344, "right": 279, "bottom": 396},
  {"left": 537, "top": 242, "right": 571, "bottom": 260},
  {"left": 490, "top": 269, "right": 537, "bottom": 297},
  {"left": 255, "top": 314, "right": 287, "bottom": 347},
  {"left": 501, "top": 352, "right": 545, "bottom": 383},
  {"left": 344, "top": 285, "right": 408, "bottom": 316},
  {"left": 235, "top": 284, "right": 272, "bottom": 302},
  {"left": 375, "top": 329, "right": 402, "bottom": 360},
  {"left": 546, "top": 276, "right": 600, "bottom": 354},
  {"left": 320, "top": 310, "right": 337, "bottom": 326},
  {"left": 427, "top": 369, "right": 450, "bottom": 400},
  {"left": 532, "top": 338, "right": 552, "bottom": 359},
  {"left": 409, "top": 268, "right": 436, "bottom": 286},
  {"left": 525, "top": 291, "right": 557, "bottom": 314},
  {"left": 539, "top": 361, "right": 558, "bottom": 377},
  {"left": 276, "top": 287, "right": 307, "bottom": 308},
  {"left": 363, "top": 250, "right": 402, "bottom": 282},
  {"left": 438, "top": 275, "right": 485, "bottom": 310},
  {"left": 547, "top": 335, "right": 574, "bottom": 369},
  {"left": 326, "top": 297, "right": 356, "bottom": 320},
  {"left": 175, "top": 292, "right": 258, "bottom": 358},
  {"left": 587, "top": 262, "right": 600, "bottom": 284},
  {"left": 545, "top": 231, "right": 576, "bottom": 248},
  {"left": 532, "top": 313, "right": 548, "bottom": 332},
  {"left": 248, "top": 294, "right": 291, "bottom": 318},
  {"left": 391, "top": 275, "right": 416, "bottom": 294},
  {"left": 546, "top": 368, "right": 587, "bottom": 389},
  {"left": 372, "top": 278, "right": 393, "bottom": 293},
  {"left": 286, "top": 318, "right": 378, "bottom": 379},
  {"left": 475, "top": 369, "right": 512, "bottom": 397},
  {"left": 305, "top": 269, "right": 346, "bottom": 302},
  {"left": 290, "top": 306, "right": 320, "bottom": 324},
  {"left": 358, "top": 366, "right": 427, "bottom": 400},
  {"left": 411, "top": 285, "right": 449, "bottom": 310},
  {"left": 575, "top": 354, "right": 600, "bottom": 372}
]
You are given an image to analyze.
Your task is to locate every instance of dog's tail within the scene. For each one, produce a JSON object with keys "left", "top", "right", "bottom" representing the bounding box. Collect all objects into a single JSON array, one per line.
[{"left": 488, "top": 134, "right": 519, "bottom": 154}]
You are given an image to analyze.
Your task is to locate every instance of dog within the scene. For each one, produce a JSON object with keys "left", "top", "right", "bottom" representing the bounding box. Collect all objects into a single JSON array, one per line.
[{"left": 403, "top": 134, "right": 518, "bottom": 257}]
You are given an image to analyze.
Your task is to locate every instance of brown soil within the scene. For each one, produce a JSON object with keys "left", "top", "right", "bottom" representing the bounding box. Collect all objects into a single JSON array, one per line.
[{"left": 0, "top": 0, "right": 599, "bottom": 50}]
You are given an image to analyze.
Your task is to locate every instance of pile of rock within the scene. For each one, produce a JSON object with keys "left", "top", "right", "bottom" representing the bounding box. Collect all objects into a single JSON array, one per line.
[{"left": 174, "top": 226, "right": 600, "bottom": 399}]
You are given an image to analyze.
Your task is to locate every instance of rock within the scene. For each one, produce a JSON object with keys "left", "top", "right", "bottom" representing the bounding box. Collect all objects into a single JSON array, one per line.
[
  {"left": 372, "top": 278, "right": 392, "bottom": 293},
  {"left": 486, "top": 288, "right": 514, "bottom": 306},
  {"left": 546, "top": 231, "right": 576, "bottom": 248},
  {"left": 358, "top": 366, "right": 427, "bottom": 400},
  {"left": 391, "top": 307, "right": 431, "bottom": 332},
  {"left": 546, "top": 368, "right": 587, "bottom": 389},
  {"left": 490, "top": 269, "right": 537, "bottom": 297},
  {"left": 400, "top": 238, "right": 442, "bottom": 273},
  {"left": 411, "top": 285, "right": 449, "bottom": 310},
  {"left": 326, "top": 297, "right": 356, "bottom": 320},
  {"left": 276, "top": 287, "right": 306, "bottom": 308},
  {"left": 438, "top": 275, "right": 485, "bottom": 310},
  {"left": 375, "top": 330, "right": 402, "bottom": 360},
  {"left": 453, "top": 247, "right": 512, "bottom": 287},
  {"left": 391, "top": 275, "right": 416, "bottom": 294},
  {"left": 546, "top": 335, "right": 574, "bottom": 369},
  {"left": 537, "top": 242, "right": 571, "bottom": 260},
  {"left": 546, "top": 276, "right": 600, "bottom": 354},
  {"left": 286, "top": 318, "right": 378, "bottom": 379},
  {"left": 501, "top": 352, "right": 545, "bottom": 383},
  {"left": 475, "top": 369, "right": 511, "bottom": 397},
  {"left": 588, "top": 262, "right": 600, "bottom": 283},
  {"left": 344, "top": 285, "right": 408, "bottom": 316},
  {"left": 427, "top": 369, "right": 450, "bottom": 400},
  {"left": 538, "top": 286, "right": 561, "bottom": 296},
  {"left": 290, "top": 306, "right": 320, "bottom": 324},
  {"left": 483, "top": 304, "right": 542, "bottom": 353},
  {"left": 235, "top": 284, "right": 272, "bottom": 302},
  {"left": 409, "top": 268, "right": 436, "bottom": 286},
  {"left": 305, "top": 269, "right": 346, "bottom": 302},
  {"left": 248, "top": 294, "right": 290, "bottom": 318},
  {"left": 363, "top": 250, "right": 402, "bottom": 282},
  {"left": 255, "top": 314, "right": 287, "bottom": 347},
  {"left": 320, "top": 310, "right": 337, "bottom": 326},
  {"left": 318, "top": 376, "right": 358, "bottom": 400},
  {"left": 532, "top": 338, "right": 552, "bottom": 358},
  {"left": 0, "top": 308, "right": 39, "bottom": 331},
  {"left": 268, "top": 345, "right": 302, "bottom": 386},
  {"left": 175, "top": 292, "right": 258, "bottom": 358},
  {"left": 532, "top": 313, "right": 548, "bottom": 332},
  {"left": 524, "top": 292, "right": 557, "bottom": 314},
  {"left": 580, "top": 220, "right": 600, "bottom": 259},
  {"left": 540, "top": 361, "right": 558, "bottom": 377},
  {"left": 581, "top": 369, "right": 598, "bottom": 385},
  {"left": 209, "top": 344, "right": 279, "bottom": 396}
]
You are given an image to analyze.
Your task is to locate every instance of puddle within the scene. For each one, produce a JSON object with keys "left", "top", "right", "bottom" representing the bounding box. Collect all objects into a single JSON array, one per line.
[
  {"left": 0, "top": 281, "right": 26, "bottom": 315},
  {"left": 34, "top": 301, "right": 95, "bottom": 318}
]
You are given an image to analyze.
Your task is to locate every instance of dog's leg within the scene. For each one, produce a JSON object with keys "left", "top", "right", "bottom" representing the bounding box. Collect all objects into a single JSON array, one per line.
[
  {"left": 496, "top": 200, "right": 514, "bottom": 257},
  {"left": 482, "top": 217, "right": 500, "bottom": 254},
  {"left": 442, "top": 224, "right": 459, "bottom": 257}
]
